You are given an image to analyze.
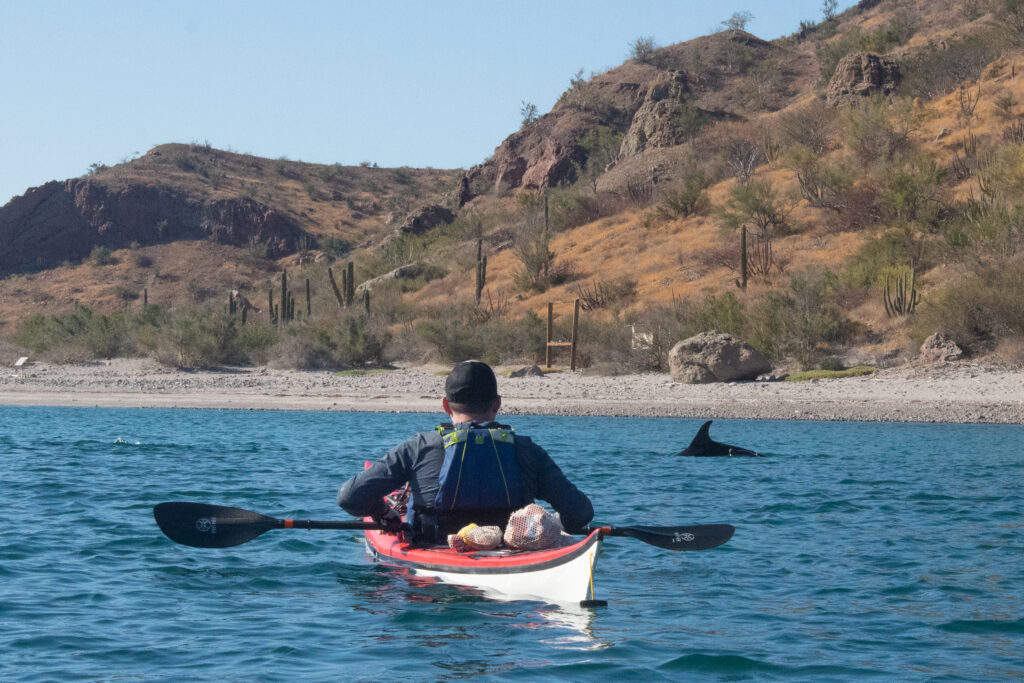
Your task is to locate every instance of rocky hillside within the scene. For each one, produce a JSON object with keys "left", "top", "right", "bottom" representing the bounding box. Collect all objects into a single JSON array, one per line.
[
  {"left": 2, "top": 0, "right": 1023, "bottom": 369},
  {"left": 0, "top": 144, "right": 461, "bottom": 275}
]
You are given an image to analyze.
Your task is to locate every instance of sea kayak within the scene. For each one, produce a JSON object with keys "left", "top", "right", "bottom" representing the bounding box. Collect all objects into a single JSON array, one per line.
[{"left": 363, "top": 525, "right": 603, "bottom": 605}]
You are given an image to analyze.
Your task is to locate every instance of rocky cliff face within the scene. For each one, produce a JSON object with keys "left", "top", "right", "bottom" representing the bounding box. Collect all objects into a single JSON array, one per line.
[
  {"left": 825, "top": 52, "right": 901, "bottom": 106},
  {"left": 0, "top": 178, "right": 306, "bottom": 274},
  {"left": 461, "top": 32, "right": 805, "bottom": 202}
]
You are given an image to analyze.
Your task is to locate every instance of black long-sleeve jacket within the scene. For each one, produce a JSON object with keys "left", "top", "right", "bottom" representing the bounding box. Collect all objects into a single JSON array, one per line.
[{"left": 337, "top": 421, "right": 593, "bottom": 534}]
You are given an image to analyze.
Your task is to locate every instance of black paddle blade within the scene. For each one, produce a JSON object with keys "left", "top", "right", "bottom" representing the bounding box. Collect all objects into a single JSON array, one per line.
[
  {"left": 595, "top": 523, "right": 735, "bottom": 551},
  {"left": 154, "top": 502, "right": 278, "bottom": 548}
]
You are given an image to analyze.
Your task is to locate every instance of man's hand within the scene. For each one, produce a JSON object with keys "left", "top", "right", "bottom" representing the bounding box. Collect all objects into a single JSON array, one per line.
[{"left": 375, "top": 507, "right": 405, "bottom": 533}]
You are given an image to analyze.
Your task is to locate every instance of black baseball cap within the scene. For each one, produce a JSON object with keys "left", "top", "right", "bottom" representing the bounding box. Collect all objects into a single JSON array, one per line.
[{"left": 445, "top": 360, "right": 498, "bottom": 404}]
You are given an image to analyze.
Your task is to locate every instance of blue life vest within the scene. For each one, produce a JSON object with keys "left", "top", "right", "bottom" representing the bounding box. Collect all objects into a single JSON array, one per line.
[{"left": 433, "top": 423, "right": 529, "bottom": 522}]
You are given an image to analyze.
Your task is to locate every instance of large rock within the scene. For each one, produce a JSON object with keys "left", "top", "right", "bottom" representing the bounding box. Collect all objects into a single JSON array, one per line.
[
  {"left": 397, "top": 204, "right": 455, "bottom": 236},
  {"left": 669, "top": 331, "right": 771, "bottom": 383},
  {"left": 619, "top": 72, "right": 691, "bottom": 157},
  {"left": 920, "top": 332, "right": 963, "bottom": 363},
  {"left": 825, "top": 52, "right": 900, "bottom": 107}
]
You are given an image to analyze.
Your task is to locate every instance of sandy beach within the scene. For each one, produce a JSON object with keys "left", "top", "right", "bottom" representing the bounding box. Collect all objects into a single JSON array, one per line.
[{"left": 1, "top": 358, "right": 1022, "bottom": 423}]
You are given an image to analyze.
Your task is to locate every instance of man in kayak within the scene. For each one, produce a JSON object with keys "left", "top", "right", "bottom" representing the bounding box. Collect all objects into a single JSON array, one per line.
[{"left": 337, "top": 360, "right": 593, "bottom": 544}]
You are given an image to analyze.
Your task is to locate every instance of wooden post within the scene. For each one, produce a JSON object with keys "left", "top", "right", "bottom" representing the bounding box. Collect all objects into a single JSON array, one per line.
[
  {"left": 546, "top": 302, "right": 554, "bottom": 368},
  {"left": 570, "top": 298, "right": 580, "bottom": 371},
  {"left": 327, "top": 267, "right": 345, "bottom": 310}
]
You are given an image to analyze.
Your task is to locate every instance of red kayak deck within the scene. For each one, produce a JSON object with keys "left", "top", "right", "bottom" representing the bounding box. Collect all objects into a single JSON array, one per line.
[{"left": 364, "top": 526, "right": 602, "bottom": 574}]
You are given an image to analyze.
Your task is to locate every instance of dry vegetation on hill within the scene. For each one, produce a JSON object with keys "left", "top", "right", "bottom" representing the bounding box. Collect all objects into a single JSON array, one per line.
[{"left": 2, "top": 0, "right": 1024, "bottom": 372}]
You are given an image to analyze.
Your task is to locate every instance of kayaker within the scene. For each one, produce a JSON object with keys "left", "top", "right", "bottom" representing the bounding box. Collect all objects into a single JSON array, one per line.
[{"left": 337, "top": 360, "right": 594, "bottom": 544}]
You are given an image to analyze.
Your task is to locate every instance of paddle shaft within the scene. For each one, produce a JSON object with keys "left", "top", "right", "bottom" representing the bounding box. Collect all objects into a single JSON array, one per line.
[{"left": 154, "top": 502, "right": 734, "bottom": 551}]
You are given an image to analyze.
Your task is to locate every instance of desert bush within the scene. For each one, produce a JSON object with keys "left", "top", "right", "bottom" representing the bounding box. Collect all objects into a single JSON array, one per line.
[
  {"left": 876, "top": 156, "right": 946, "bottom": 227},
  {"left": 818, "top": 15, "right": 917, "bottom": 83},
  {"left": 89, "top": 246, "right": 113, "bottom": 267},
  {"left": 717, "top": 178, "right": 793, "bottom": 237},
  {"left": 784, "top": 144, "right": 853, "bottom": 211},
  {"left": 557, "top": 69, "right": 623, "bottom": 123},
  {"left": 844, "top": 227, "right": 926, "bottom": 287},
  {"left": 777, "top": 99, "right": 836, "bottom": 157},
  {"left": 12, "top": 305, "right": 134, "bottom": 359},
  {"left": 942, "top": 200, "right": 1024, "bottom": 263},
  {"left": 156, "top": 307, "right": 243, "bottom": 368},
  {"left": 573, "top": 277, "right": 637, "bottom": 311},
  {"left": 825, "top": 184, "right": 881, "bottom": 233},
  {"left": 839, "top": 96, "right": 918, "bottom": 167},
  {"left": 914, "top": 258, "right": 1024, "bottom": 352},
  {"left": 547, "top": 185, "right": 606, "bottom": 231},
  {"left": 652, "top": 169, "right": 710, "bottom": 222},
  {"left": 898, "top": 33, "right": 1004, "bottom": 100},
  {"left": 267, "top": 316, "right": 389, "bottom": 369},
  {"left": 321, "top": 237, "right": 353, "bottom": 258},
  {"left": 629, "top": 36, "right": 658, "bottom": 63},
  {"left": 743, "top": 270, "right": 853, "bottom": 366},
  {"left": 416, "top": 309, "right": 546, "bottom": 365},
  {"left": 979, "top": 142, "right": 1024, "bottom": 201}
]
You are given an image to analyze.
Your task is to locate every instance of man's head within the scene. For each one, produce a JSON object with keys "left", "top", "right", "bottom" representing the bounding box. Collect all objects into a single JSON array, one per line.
[{"left": 443, "top": 360, "right": 500, "bottom": 419}]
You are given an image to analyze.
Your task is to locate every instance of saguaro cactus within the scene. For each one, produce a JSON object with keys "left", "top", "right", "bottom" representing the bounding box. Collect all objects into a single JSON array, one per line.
[
  {"left": 883, "top": 268, "right": 920, "bottom": 317},
  {"left": 475, "top": 238, "right": 487, "bottom": 304},
  {"left": 735, "top": 225, "right": 748, "bottom": 290},
  {"left": 305, "top": 278, "right": 311, "bottom": 318},
  {"left": 345, "top": 260, "right": 355, "bottom": 307},
  {"left": 279, "top": 270, "right": 288, "bottom": 325}
]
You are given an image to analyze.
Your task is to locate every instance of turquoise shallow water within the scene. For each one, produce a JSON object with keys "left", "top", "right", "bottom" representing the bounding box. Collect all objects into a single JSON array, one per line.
[{"left": 1, "top": 406, "right": 1022, "bottom": 681}]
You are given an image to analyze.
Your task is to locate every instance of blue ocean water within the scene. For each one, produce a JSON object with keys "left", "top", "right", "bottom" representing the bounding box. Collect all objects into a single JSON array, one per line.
[{"left": 1, "top": 406, "right": 1022, "bottom": 681}]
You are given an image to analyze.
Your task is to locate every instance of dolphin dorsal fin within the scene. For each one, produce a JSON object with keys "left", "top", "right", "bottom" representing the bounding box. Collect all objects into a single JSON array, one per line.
[{"left": 688, "top": 420, "right": 714, "bottom": 447}]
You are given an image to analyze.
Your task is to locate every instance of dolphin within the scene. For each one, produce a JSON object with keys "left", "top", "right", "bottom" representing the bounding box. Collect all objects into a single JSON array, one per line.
[{"left": 675, "top": 420, "right": 761, "bottom": 457}]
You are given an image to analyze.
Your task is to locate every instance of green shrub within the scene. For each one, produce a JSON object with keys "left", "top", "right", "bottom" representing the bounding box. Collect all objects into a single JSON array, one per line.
[
  {"left": 784, "top": 144, "right": 853, "bottom": 210},
  {"left": 717, "top": 178, "right": 792, "bottom": 237},
  {"left": 12, "top": 304, "right": 133, "bottom": 359},
  {"left": 89, "top": 246, "right": 113, "bottom": 267},
  {"left": 844, "top": 227, "right": 925, "bottom": 288},
  {"left": 839, "top": 96, "right": 917, "bottom": 167},
  {"left": 416, "top": 309, "right": 545, "bottom": 364},
  {"left": 898, "top": 32, "right": 1005, "bottom": 99},
  {"left": 785, "top": 366, "right": 876, "bottom": 381},
  {"left": 269, "top": 316, "right": 390, "bottom": 369},
  {"left": 914, "top": 259, "right": 1024, "bottom": 352},
  {"left": 877, "top": 156, "right": 945, "bottom": 227},
  {"left": 818, "top": 15, "right": 916, "bottom": 83},
  {"left": 160, "top": 307, "right": 242, "bottom": 368},
  {"left": 629, "top": 36, "right": 658, "bottom": 63},
  {"left": 653, "top": 169, "right": 709, "bottom": 221}
]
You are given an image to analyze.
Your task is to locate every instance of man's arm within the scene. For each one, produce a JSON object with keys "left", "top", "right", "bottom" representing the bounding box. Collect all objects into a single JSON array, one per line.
[
  {"left": 337, "top": 444, "right": 411, "bottom": 519},
  {"left": 520, "top": 439, "right": 594, "bottom": 532}
]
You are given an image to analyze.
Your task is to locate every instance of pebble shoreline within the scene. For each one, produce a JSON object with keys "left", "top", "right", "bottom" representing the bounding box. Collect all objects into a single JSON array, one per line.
[{"left": 1, "top": 358, "right": 1022, "bottom": 424}]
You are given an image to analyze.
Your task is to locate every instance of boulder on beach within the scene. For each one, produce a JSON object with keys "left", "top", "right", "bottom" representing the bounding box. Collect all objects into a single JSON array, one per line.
[
  {"left": 669, "top": 331, "right": 771, "bottom": 384},
  {"left": 509, "top": 365, "right": 545, "bottom": 378},
  {"left": 920, "top": 332, "right": 963, "bottom": 363}
]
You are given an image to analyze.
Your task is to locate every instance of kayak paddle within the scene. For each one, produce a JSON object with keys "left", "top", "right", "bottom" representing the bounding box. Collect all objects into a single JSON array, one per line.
[
  {"left": 588, "top": 523, "right": 734, "bottom": 551},
  {"left": 154, "top": 502, "right": 735, "bottom": 551},
  {"left": 153, "top": 502, "right": 381, "bottom": 548}
]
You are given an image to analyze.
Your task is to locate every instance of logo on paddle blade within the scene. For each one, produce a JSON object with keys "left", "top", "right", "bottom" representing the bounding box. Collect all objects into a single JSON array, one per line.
[
  {"left": 673, "top": 532, "right": 696, "bottom": 543},
  {"left": 196, "top": 517, "right": 216, "bottom": 534}
]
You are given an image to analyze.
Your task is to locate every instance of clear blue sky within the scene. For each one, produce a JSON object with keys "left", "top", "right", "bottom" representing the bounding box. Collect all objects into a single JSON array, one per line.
[{"left": 0, "top": 1, "right": 855, "bottom": 205}]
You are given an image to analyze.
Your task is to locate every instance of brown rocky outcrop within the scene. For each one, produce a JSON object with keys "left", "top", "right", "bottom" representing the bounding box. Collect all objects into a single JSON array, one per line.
[
  {"left": 619, "top": 71, "right": 692, "bottom": 157},
  {"left": 0, "top": 178, "right": 305, "bottom": 274},
  {"left": 920, "top": 332, "right": 964, "bottom": 363},
  {"left": 825, "top": 52, "right": 901, "bottom": 107},
  {"left": 669, "top": 331, "right": 772, "bottom": 383},
  {"left": 397, "top": 204, "right": 455, "bottom": 236}
]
